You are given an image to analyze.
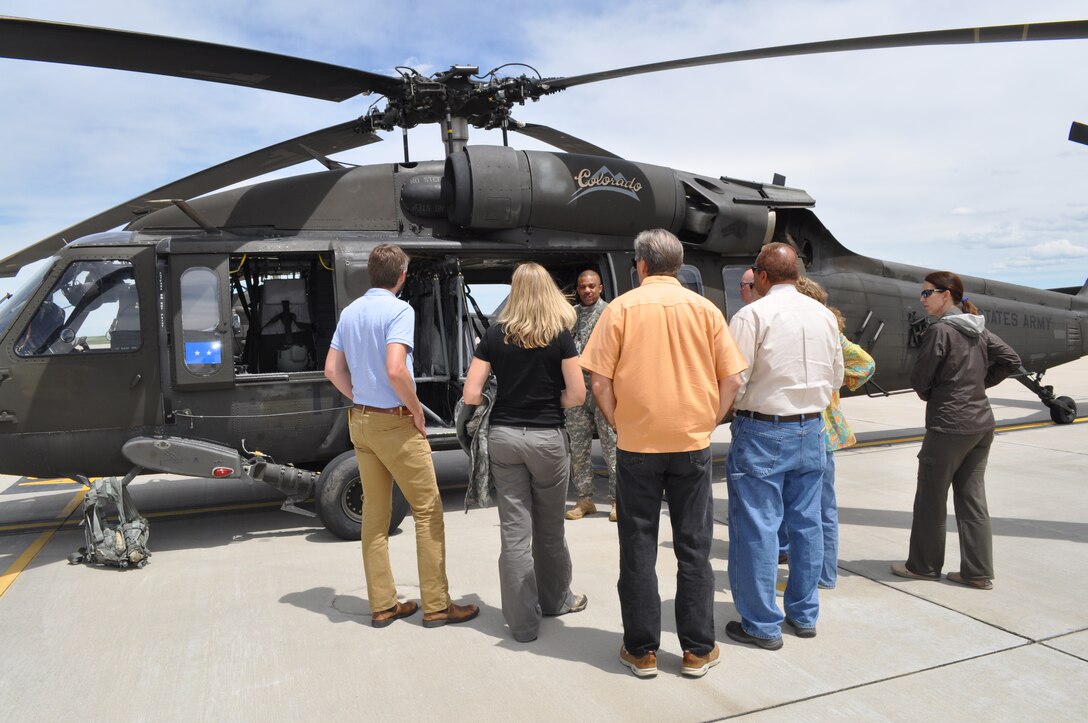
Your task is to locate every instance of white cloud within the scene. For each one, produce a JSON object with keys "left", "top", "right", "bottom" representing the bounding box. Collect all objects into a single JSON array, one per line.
[{"left": 992, "top": 238, "right": 1088, "bottom": 270}]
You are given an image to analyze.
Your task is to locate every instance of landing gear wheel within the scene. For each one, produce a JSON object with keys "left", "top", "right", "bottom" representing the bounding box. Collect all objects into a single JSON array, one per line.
[
  {"left": 1049, "top": 396, "right": 1077, "bottom": 425},
  {"left": 314, "top": 450, "right": 410, "bottom": 540}
]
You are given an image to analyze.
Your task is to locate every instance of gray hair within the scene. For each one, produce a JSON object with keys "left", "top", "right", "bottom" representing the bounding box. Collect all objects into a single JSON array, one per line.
[{"left": 633, "top": 229, "right": 683, "bottom": 276}]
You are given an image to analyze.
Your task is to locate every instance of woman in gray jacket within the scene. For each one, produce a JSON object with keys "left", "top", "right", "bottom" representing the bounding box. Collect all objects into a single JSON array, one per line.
[{"left": 892, "top": 271, "right": 1020, "bottom": 590}]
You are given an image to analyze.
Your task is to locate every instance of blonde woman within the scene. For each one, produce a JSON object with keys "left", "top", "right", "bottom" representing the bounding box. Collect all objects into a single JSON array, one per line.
[{"left": 463, "top": 263, "right": 587, "bottom": 642}]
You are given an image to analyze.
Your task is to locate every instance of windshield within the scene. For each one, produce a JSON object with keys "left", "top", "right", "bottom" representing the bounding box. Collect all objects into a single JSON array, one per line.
[
  {"left": 0, "top": 259, "right": 55, "bottom": 340},
  {"left": 15, "top": 259, "right": 140, "bottom": 356}
]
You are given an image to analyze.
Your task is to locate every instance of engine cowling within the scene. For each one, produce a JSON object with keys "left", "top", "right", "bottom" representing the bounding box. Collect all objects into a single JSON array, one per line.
[{"left": 399, "top": 145, "right": 815, "bottom": 255}]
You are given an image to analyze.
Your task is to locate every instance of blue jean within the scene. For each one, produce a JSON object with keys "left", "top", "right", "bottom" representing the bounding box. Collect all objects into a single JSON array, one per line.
[
  {"left": 780, "top": 451, "right": 839, "bottom": 588},
  {"left": 727, "top": 415, "right": 825, "bottom": 639},
  {"left": 616, "top": 447, "right": 715, "bottom": 657},
  {"left": 819, "top": 452, "right": 837, "bottom": 588}
]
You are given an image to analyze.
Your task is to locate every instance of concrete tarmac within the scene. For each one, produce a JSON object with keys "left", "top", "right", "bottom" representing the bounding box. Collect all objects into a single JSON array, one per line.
[{"left": 1, "top": 359, "right": 1086, "bottom": 721}]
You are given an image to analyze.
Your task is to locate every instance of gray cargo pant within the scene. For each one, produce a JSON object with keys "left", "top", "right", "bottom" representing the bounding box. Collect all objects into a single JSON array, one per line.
[
  {"left": 487, "top": 425, "right": 578, "bottom": 642},
  {"left": 907, "top": 428, "right": 995, "bottom": 580}
]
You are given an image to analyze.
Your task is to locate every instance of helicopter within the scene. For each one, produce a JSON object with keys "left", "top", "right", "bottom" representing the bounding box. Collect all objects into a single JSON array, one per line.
[{"left": 0, "top": 16, "right": 1085, "bottom": 541}]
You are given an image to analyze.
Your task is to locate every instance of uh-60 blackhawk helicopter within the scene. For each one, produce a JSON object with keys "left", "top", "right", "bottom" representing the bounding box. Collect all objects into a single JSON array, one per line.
[{"left": 0, "top": 16, "right": 1085, "bottom": 541}]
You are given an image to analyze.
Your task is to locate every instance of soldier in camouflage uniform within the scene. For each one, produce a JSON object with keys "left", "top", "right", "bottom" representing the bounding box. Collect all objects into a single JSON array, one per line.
[{"left": 565, "top": 270, "right": 619, "bottom": 522}]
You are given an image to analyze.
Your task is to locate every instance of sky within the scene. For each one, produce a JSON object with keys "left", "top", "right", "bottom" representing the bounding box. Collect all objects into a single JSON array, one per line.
[{"left": 1, "top": 0, "right": 1086, "bottom": 300}]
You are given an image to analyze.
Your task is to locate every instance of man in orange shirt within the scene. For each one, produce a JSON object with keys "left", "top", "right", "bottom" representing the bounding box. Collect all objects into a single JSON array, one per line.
[{"left": 581, "top": 229, "right": 747, "bottom": 679}]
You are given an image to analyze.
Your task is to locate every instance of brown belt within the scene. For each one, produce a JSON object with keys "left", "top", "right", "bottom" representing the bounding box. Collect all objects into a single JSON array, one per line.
[
  {"left": 354, "top": 404, "right": 410, "bottom": 416},
  {"left": 736, "top": 409, "right": 819, "bottom": 424}
]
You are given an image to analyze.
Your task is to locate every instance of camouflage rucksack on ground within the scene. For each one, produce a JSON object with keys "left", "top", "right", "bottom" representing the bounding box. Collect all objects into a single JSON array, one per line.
[{"left": 68, "top": 476, "right": 151, "bottom": 569}]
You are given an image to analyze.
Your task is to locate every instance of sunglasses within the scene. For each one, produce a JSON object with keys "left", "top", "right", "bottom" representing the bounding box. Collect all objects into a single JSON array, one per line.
[{"left": 919, "top": 288, "right": 947, "bottom": 300}]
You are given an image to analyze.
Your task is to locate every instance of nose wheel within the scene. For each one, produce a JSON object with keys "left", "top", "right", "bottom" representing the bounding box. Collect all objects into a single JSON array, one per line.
[
  {"left": 1048, "top": 395, "right": 1077, "bottom": 425},
  {"left": 1016, "top": 371, "right": 1078, "bottom": 425}
]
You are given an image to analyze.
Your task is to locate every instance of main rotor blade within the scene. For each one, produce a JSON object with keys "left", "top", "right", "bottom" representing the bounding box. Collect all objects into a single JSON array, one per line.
[
  {"left": 548, "top": 20, "right": 1088, "bottom": 90},
  {"left": 1071, "top": 121, "right": 1088, "bottom": 146},
  {"left": 0, "top": 122, "right": 381, "bottom": 278},
  {"left": 0, "top": 16, "right": 402, "bottom": 101},
  {"left": 510, "top": 121, "right": 621, "bottom": 158}
]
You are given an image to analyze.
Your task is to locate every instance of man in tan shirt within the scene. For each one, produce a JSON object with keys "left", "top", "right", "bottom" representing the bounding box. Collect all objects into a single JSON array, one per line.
[{"left": 581, "top": 229, "right": 747, "bottom": 679}]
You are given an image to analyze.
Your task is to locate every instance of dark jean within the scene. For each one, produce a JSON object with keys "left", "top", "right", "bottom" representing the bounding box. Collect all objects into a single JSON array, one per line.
[{"left": 616, "top": 447, "right": 715, "bottom": 657}]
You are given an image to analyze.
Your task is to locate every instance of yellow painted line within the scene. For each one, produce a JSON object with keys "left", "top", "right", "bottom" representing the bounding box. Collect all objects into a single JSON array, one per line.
[
  {"left": 0, "top": 498, "right": 286, "bottom": 534},
  {"left": 853, "top": 435, "right": 925, "bottom": 449},
  {"left": 17, "top": 478, "right": 83, "bottom": 487},
  {"left": 0, "top": 532, "right": 55, "bottom": 598},
  {"left": 850, "top": 415, "right": 1086, "bottom": 450},
  {"left": 57, "top": 488, "right": 89, "bottom": 517},
  {"left": 0, "top": 486, "right": 87, "bottom": 600},
  {"left": 0, "top": 520, "right": 82, "bottom": 534}
]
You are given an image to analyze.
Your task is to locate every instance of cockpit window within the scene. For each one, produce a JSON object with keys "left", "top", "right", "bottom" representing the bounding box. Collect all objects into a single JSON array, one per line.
[
  {"left": 14, "top": 260, "right": 141, "bottom": 357},
  {"left": 0, "top": 259, "right": 55, "bottom": 340}
]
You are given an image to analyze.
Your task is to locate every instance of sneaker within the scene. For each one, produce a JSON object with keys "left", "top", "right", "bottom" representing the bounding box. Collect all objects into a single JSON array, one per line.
[
  {"left": 565, "top": 497, "right": 597, "bottom": 520},
  {"left": 609, "top": 503, "right": 617, "bottom": 522},
  {"left": 422, "top": 602, "right": 480, "bottom": 628},
  {"left": 891, "top": 562, "right": 940, "bottom": 581},
  {"left": 619, "top": 646, "right": 658, "bottom": 678},
  {"left": 681, "top": 644, "right": 720, "bottom": 678},
  {"left": 947, "top": 572, "right": 993, "bottom": 590},
  {"left": 725, "top": 620, "right": 783, "bottom": 650},
  {"left": 371, "top": 600, "right": 418, "bottom": 628},
  {"left": 785, "top": 618, "right": 817, "bottom": 638},
  {"left": 546, "top": 593, "right": 588, "bottom": 616}
]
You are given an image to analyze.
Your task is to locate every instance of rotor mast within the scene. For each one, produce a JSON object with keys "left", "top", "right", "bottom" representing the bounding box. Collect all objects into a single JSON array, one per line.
[{"left": 353, "top": 64, "right": 555, "bottom": 158}]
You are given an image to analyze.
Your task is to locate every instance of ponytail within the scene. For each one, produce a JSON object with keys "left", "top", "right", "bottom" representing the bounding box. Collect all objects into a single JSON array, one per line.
[{"left": 924, "top": 270, "right": 978, "bottom": 315}]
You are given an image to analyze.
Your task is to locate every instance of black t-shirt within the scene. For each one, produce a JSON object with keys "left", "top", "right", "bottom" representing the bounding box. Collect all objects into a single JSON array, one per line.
[{"left": 473, "top": 324, "right": 578, "bottom": 428}]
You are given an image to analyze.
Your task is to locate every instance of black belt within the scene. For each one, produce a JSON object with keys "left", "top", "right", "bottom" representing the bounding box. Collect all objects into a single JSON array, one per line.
[
  {"left": 735, "top": 409, "right": 819, "bottom": 423},
  {"left": 354, "top": 404, "right": 410, "bottom": 416}
]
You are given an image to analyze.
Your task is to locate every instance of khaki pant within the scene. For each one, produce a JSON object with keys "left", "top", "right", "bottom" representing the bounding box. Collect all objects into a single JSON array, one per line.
[{"left": 349, "top": 408, "right": 450, "bottom": 613}]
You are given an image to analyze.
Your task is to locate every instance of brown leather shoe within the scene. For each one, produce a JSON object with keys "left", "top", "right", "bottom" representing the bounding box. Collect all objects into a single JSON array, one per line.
[
  {"left": 371, "top": 600, "right": 418, "bottom": 628},
  {"left": 681, "top": 644, "right": 720, "bottom": 678},
  {"left": 891, "top": 562, "right": 940, "bottom": 581},
  {"left": 565, "top": 498, "right": 597, "bottom": 520},
  {"left": 619, "top": 646, "right": 657, "bottom": 678},
  {"left": 947, "top": 572, "right": 993, "bottom": 590},
  {"left": 422, "top": 602, "right": 480, "bottom": 628}
]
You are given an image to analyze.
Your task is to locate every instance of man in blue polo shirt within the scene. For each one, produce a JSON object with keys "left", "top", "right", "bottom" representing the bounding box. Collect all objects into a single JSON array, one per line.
[{"left": 325, "top": 244, "right": 479, "bottom": 629}]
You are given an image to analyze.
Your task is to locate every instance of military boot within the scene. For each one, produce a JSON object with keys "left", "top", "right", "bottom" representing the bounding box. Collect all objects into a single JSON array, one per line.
[{"left": 565, "top": 497, "right": 597, "bottom": 520}]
